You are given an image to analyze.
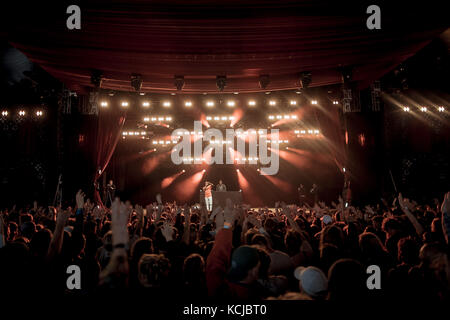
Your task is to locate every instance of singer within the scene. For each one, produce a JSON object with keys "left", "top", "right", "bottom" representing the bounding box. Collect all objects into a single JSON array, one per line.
[{"left": 203, "top": 181, "right": 213, "bottom": 213}]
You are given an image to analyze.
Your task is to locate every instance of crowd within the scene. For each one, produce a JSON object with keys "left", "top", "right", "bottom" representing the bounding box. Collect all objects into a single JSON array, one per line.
[{"left": 0, "top": 189, "right": 449, "bottom": 302}]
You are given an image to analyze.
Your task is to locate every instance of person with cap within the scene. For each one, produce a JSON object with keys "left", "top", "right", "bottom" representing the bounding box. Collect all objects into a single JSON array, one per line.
[
  {"left": 321, "top": 214, "right": 333, "bottom": 226},
  {"left": 293, "top": 266, "right": 328, "bottom": 300},
  {"left": 206, "top": 199, "right": 262, "bottom": 299}
]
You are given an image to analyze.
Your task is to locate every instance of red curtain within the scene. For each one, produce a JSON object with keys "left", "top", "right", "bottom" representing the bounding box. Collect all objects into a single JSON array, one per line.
[{"left": 93, "top": 108, "right": 126, "bottom": 205}]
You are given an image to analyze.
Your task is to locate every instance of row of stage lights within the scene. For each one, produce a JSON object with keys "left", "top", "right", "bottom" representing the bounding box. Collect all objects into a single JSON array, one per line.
[
  {"left": 402, "top": 106, "right": 446, "bottom": 113},
  {"left": 1, "top": 110, "right": 45, "bottom": 118},
  {"left": 99, "top": 98, "right": 332, "bottom": 109}
]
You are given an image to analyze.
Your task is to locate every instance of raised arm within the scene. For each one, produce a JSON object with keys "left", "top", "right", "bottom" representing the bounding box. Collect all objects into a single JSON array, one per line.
[
  {"left": 398, "top": 193, "right": 424, "bottom": 236},
  {"left": 47, "top": 206, "right": 71, "bottom": 261},
  {"left": 440, "top": 192, "right": 450, "bottom": 245}
]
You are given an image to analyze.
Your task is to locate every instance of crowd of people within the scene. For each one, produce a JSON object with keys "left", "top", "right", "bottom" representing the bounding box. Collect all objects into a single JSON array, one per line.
[{"left": 0, "top": 189, "right": 449, "bottom": 302}]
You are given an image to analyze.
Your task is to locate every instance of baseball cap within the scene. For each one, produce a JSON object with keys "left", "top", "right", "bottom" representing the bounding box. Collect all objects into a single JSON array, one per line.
[
  {"left": 321, "top": 214, "right": 333, "bottom": 225},
  {"left": 228, "top": 245, "right": 260, "bottom": 282},
  {"left": 294, "top": 266, "right": 328, "bottom": 299}
]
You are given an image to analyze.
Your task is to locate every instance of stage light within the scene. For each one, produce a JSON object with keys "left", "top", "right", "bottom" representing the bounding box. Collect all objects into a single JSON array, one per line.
[
  {"left": 311, "top": 100, "right": 318, "bottom": 105},
  {"left": 403, "top": 106, "right": 410, "bottom": 112},
  {"left": 185, "top": 101, "right": 192, "bottom": 107},
  {"left": 236, "top": 169, "right": 239, "bottom": 172},
  {"left": 300, "top": 130, "right": 306, "bottom": 134},
  {"left": 1, "top": 110, "right": 8, "bottom": 117},
  {"left": 290, "top": 100, "right": 297, "bottom": 105},
  {"left": 139, "top": 92, "right": 146, "bottom": 96},
  {"left": 308, "top": 130, "right": 313, "bottom": 134},
  {"left": 18, "top": 110, "right": 26, "bottom": 116},
  {"left": 121, "top": 101, "right": 129, "bottom": 108},
  {"left": 206, "top": 116, "right": 212, "bottom": 120},
  {"left": 343, "top": 167, "right": 346, "bottom": 173},
  {"left": 100, "top": 101, "right": 108, "bottom": 108},
  {"left": 143, "top": 117, "right": 150, "bottom": 122},
  {"left": 248, "top": 100, "right": 256, "bottom": 106},
  {"left": 142, "top": 101, "right": 150, "bottom": 108},
  {"left": 314, "top": 130, "right": 320, "bottom": 134},
  {"left": 268, "top": 115, "right": 275, "bottom": 120},
  {"left": 420, "top": 107, "right": 427, "bottom": 112},
  {"left": 214, "top": 116, "right": 220, "bottom": 120},
  {"left": 206, "top": 101, "right": 215, "bottom": 107},
  {"left": 227, "top": 100, "right": 235, "bottom": 107},
  {"left": 438, "top": 106, "right": 445, "bottom": 112},
  {"left": 333, "top": 100, "right": 339, "bottom": 105},
  {"left": 182, "top": 169, "right": 186, "bottom": 173},
  {"left": 276, "top": 115, "right": 282, "bottom": 119},
  {"left": 229, "top": 116, "right": 235, "bottom": 120},
  {"left": 202, "top": 169, "right": 206, "bottom": 172},
  {"left": 216, "top": 76, "right": 227, "bottom": 91},
  {"left": 269, "top": 100, "right": 276, "bottom": 106},
  {"left": 163, "top": 101, "right": 171, "bottom": 108},
  {"left": 36, "top": 110, "right": 43, "bottom": 117},
  {"left": 153, "top": 148, "right": 157, "bottom": 151},
  {"left": 284, "top": 115, "right": 290, "bottom": 119},
  {"left": 291, "top": 115, "right": 298, "bottom": 119},
  {"left": 123, "top": 132, "right": 128, "bottom": 136},
  {"left": 130, "top": 74, "right": 143, "bottom": 92},
  {"left": 158, "top": 117, "right": 164, "bottom": 121},
  {"left": 257, "top": 168, "right": 260, "bottom": 172},
  {"left": 221, "top": 116, "right": 228, "bottom": 121},
  {"left": 166, "top": 117, "right": 172, "bottom": 121}
]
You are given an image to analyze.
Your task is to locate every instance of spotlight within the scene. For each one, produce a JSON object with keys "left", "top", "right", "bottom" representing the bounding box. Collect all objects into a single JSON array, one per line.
[
  {"left": 332, "top": 100, "right": 339, "bottom": 105},
  {"left": 143, "top": 117, "right": 150, "bottom": 122},
  {"left": 216, "top": 75, "right": 227, "bottom": 91},
  {"left": 182, "top": 169, "right": 186, "bottom": 173},
  {"left": 311, "top": 100, "right": 318, "bottom": 105},
  {"left": 206, "top": 101, "right": 215, "bottom": 107},
  {"left": 142, "top": 101, "right": 150, "bottom": 108},
  {"left": 403, "top": 106, "right": 410, "bottom": 112},
  {"left": 121, "top": 101, "right": 129, "bottom": 108},
  {"left": 248, "top": 100, "right": 256, "bottom": 106},
  {"left": 268, "top": 115, "right": 275, "bottom": 120},
  {"left": 258, "top": 74, "right": 270, "bottom": 89},
  {"left": 163, "top": 101, "right": 171, "bottom": 108},
  {"left": 290, "top": 100, "right": 297, "bottom": 105},
  {"left": 269, "top": 100, "right": 276, "bottom": 106},
  {"left": 236, "top": 169, "right": 239, "bottom": 172},
  {"left": 299, "top": 71, "right": 312, "bottom": 89},
  {"left": 100, "top": 101, "right": 108, "bottom": 107},
  {"left": 185, "top": 101, "right": 192, "bottom": 107},
  {"left": 165, "top": 116, "right": 172, "bottom": 121},
  {"left": 438, "top": 106, "right": 445, "bottom": 112},
  {"left": 1, "top": 110, "right": 8, "bottom": 117},
  {"left": 18, "top": 110, "right": 26, "bottom": 116},
  {"left": 343, "top": 167, "right": 346, "bottom": 173},
  {"left": 90, "top": 69, "right": 103, "bottom": 88},
  {"left": 420, "top": 107, "right": 427, "bottom": 112},
  {"left": 174, "top": 75, "right": 185, "bottom": 91},
  {"left": 206, "top": 116, "right": 212, "bottom": 120},
  {"left": 130, "top": 73, "right": 143, "bottom": 92},
  {"left": 202, "top": 169, "right": 206, "bottom": 172},
  {"left": 227, "top": 101, "right": 235, "bottom": 107},
  {"left": 257, "top": 168, "right": 260, "bottom": 172},
  {"left": 139, "top": 92, "right": 146, "bottom": 96},
  {"left": 36, "top": 110, "right": 43, "bottom": 117},
  {"left": 339, "top": 66, "right": 353, "bottom": 84}
]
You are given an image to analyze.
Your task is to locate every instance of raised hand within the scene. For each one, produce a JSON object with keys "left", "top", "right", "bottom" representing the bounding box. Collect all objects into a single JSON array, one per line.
[
  {"left": 76, "top": 190, "right": 85, "bottom": 210},
  {"left": 156, "top": 193, "right": 162, "bottom": 205},
  {"left": 161, "top": 221, "right": 174, "bottom": 242},
  {"left": 56, "top": 206, "right": 71, "bottom": 226},
  {"left": 441, "top": 192, "right": 450, "bottom": 214},
  {"left": 111, "top": 198, "right": 130, "bottom": 246}
]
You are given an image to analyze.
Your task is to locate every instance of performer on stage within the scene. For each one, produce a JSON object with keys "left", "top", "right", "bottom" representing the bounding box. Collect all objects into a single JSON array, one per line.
[
  {"left": 203, "top": 181, "right": 213, "bottom": 213},
  {"left": 298, "top": 184, "right": 306, "bottom": 206},
  {"left": 216, "top": 179, "right": 227, "bottom": 192},
  {"left": 106, "top": 179, "right": 116, "bottom": 207},
  {"left": 310, "top": 183, "right": 319, "bottom": 205}
]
